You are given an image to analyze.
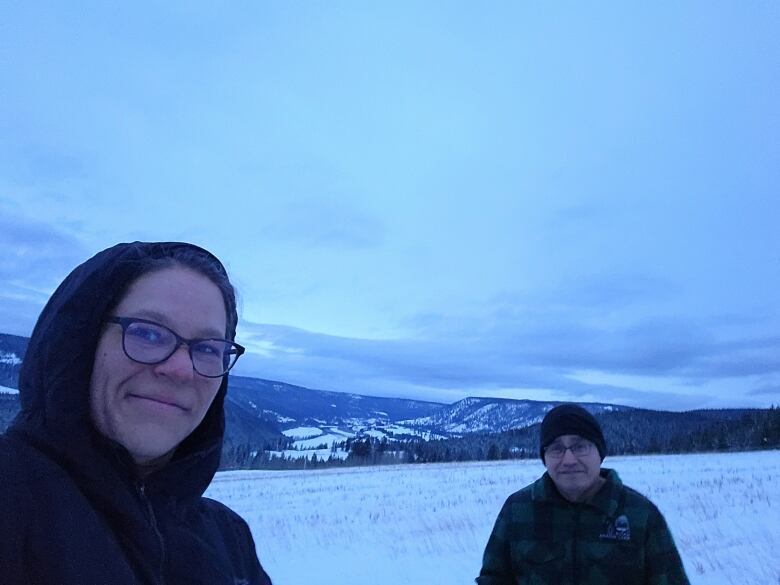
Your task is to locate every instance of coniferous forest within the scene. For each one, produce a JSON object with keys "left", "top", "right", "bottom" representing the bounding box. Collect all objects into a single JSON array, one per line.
[{"left": 219, "top": 406, "right": 780, "bottom": 470}]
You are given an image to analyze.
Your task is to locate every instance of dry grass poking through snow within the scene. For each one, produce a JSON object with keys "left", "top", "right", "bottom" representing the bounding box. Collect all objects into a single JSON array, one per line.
[{"left": 207, "top": 450, "right": 779, "bottom": 585}]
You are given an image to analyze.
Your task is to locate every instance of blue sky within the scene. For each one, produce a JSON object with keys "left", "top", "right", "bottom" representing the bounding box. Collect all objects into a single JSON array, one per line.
[{"left": 1, "top": 2, "right": 778, "bottom": 410}]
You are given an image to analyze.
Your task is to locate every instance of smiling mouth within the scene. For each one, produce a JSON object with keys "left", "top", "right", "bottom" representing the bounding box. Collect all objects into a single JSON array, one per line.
[{"left": 129, "top": 394, "right": 187, "bottom": 411}]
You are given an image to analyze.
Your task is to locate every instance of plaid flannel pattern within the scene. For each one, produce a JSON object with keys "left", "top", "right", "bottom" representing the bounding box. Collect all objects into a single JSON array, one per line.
[{"left": 477, "top": 468, "right": 690, "bottom": 585}]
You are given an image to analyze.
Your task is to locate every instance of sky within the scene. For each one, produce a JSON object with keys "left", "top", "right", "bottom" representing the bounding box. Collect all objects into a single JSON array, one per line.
[{"left": 1, "top": 2, "right": 778, "bottom": 410}]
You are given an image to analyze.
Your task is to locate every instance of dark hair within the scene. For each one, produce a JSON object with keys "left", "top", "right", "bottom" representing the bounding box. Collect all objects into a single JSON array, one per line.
[{"left": 110, "top": 244, "right": 239, "bottom": 341}]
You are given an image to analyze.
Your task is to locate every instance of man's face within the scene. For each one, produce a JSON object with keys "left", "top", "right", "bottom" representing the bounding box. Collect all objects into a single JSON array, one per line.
[
  {"left": 543, "top": 434, "right": 603, "bottom": 501},
  {"left": 89, "top": 266, "right": 227, "bottom": 465}
]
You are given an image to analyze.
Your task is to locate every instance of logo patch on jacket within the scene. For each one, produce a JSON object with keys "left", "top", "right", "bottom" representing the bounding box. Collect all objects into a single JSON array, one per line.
[{"left": 599, "top": 514, "right": 631, "bottom": 541}]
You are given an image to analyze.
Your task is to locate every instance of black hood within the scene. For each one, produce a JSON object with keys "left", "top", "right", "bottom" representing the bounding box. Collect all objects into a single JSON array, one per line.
[{"left": 13, "top": 241, "right": 233, "bottom": 495}]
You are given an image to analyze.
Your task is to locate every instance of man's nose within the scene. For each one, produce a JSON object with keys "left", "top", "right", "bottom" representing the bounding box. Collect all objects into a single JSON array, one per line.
[{"left": 561, "top": 447, "right": 578, "bottom": 463}]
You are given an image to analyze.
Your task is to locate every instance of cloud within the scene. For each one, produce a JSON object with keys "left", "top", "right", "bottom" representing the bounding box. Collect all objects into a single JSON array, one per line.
[
  {"left": 259, "top": 198, "right": 386, "bottom": 250},
  {"left": 233, "top": 291, "right": 780, "bottom": 409},
  {"left": 747, "top": 384, "right": 780, "bottom": 398},
  {"left": 0, "top": 210, "right": 87, "bottom": 283},
  {"left": 559, "top": 273, "right": 679, "bottom": 310},
  {"left": 0, "top": 210, "right": 88, "bottom": 334},
  {"left": 3, "top": 145, "right": 88, "bottom": 186},
  {"left": 0, "top": 288, "right": 47, "bottom": 336}
]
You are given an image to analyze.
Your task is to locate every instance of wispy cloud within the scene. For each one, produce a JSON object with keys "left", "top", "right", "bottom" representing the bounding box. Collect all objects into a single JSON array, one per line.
[
  {"left": 234, "top": 291, "right": 780, "bottom": 409},
  {"left": 259, "top": 198, "right": 386, "bottom": 250},
  {"left": 0, "top": 210, "right": 86, "bottom": 282},
  {"left": 2, "top": 143, "right": 88, "bottom": 186},
  {"left": 748, "top": 384, "right": 780, "bottom": 398},
  {"left": 0, "top": 210, "right": 87, "bottom": 334}
]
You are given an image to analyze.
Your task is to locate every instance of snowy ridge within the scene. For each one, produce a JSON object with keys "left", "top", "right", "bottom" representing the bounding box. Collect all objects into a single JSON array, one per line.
[
  {"left": 0, "top": 351, "right": 22, "bottom": 366},
  {"left": 400, "top": 398, "right": 631, "bottom": 434}
]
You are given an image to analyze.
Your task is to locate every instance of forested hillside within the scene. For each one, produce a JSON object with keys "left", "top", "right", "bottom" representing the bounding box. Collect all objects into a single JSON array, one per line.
[{"left": 380, "top": 407, "right": 780, "bottom": 464}]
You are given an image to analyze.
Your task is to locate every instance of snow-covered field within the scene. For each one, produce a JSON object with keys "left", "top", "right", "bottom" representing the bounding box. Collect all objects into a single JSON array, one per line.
[{"left": 206, "top": 450, "right": 779, "bottom": 585}]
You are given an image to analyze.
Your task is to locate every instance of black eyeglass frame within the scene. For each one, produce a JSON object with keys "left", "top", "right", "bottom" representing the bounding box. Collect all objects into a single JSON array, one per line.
[
  {"left": 106, "top": 316, "right": 245, "bottom": 378},
  {"left": 544, "top": 440, "right": 594, "bottom": 460}
]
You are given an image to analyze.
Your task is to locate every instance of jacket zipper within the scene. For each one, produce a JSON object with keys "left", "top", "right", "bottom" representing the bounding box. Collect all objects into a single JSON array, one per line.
[
  {"left": 139, "top": 482, "right": 168, "bottom": 585},
  {"left": 572, "top": 506, "right": 580, "bottom": 585}
]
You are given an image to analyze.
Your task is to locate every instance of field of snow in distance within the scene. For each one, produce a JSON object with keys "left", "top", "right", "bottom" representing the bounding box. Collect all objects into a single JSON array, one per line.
[
  {"left": 281, "top": 426, "right": 324, "bottom": 439},
  {"left": 0, "top": 385, "right": 19, "bottom": 394},
  {"left": 291, "top": 433, "right": 347, "bottom": 449},
  {"left": 206, "top": 450, "right": 780, "bottom": 585}
]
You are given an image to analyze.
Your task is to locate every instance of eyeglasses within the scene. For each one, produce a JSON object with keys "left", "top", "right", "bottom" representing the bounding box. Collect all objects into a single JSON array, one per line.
[
  {"left": 544, "top": 441, "right": 593, "bottom": 459},
  {"left": 106, "top": 316, "right": 245, "bottom": 378}
]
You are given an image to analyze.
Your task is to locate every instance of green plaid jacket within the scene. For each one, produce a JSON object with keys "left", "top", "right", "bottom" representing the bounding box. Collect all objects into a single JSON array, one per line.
[{"left": 477, "top": 468, "right": 690, "bottom": 585}]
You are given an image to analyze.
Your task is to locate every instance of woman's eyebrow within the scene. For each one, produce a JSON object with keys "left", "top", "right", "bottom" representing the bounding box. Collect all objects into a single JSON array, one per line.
[{"left": 128, "top": 310, "right": 225, "bottom": 339}]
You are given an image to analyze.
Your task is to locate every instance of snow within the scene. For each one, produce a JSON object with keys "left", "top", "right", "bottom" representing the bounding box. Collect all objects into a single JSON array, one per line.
[
  {"left": 382, "top": 424, "right": 419, "bottom": 435},
  {"left": 381, "top": 424, "right": 444, "bottom": 439},
  {"left": 293, "top": 433, "right": 346, "bottom": 449},
  {"left": 0, "top": 385, "right": 19, "bottom": 394},
  {"left": 281, "top": 426, "right": 324, "bottom": 439},
  {"left": 206, "top": 450, "right": 780, "bottom": 585},
  {"left": 0, "top": 351, "right": 21, "bottom": 366},
  {"left": 363, "top": 429, "right": 387, "bottom": 439},
  {"left": 263, "top": 410, "right": 294, "bottom": 423}
]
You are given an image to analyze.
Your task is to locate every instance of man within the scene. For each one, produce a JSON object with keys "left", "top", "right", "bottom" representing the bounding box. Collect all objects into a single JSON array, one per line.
[
  {"left": 477, "top": 403, "right": 690, "bottom": 585},
  {"left": 0, "top": 242, "right": 272, "bottom": 584}
]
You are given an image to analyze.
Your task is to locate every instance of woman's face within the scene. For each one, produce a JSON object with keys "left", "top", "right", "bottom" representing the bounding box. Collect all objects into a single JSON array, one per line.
[{"left": 89, "top": 266, "right": 227, "bottom": 466}]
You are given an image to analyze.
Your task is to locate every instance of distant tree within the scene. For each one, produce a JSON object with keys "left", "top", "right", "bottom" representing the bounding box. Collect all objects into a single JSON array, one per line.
[{"left": 349, "top": 438, "right": 371, "bottom": 460}]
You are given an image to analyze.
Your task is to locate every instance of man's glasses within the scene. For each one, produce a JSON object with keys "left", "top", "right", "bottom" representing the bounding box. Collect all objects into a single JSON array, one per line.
[
  {"left": 544, "top": 441, "right": 593, "bottom": 459},
  {"left": 106, "top": 316, "right": 245, "bottom": 378}
]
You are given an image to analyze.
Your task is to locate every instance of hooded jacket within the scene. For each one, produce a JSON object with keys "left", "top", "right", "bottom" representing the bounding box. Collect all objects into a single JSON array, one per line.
[{"left": 0, "top": 242, "right": 272, "bottom": 585}]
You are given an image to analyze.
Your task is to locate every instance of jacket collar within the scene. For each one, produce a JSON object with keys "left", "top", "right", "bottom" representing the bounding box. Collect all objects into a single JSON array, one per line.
[{"left": 533, "top": 468, "right": 623, "bottom": 518}]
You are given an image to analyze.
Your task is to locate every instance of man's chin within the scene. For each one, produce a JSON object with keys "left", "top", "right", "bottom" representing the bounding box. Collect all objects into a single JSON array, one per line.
[{"left": 555, "top": 473, "right": 589, "bottom": 485}]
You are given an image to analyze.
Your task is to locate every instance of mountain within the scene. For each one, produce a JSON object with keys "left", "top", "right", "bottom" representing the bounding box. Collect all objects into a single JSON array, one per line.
[
  {"left": 227, "top": 375, "right": 443, "bottom": 428},
  {"left": 2, "top": 331, "right": 777, "bottom": 467},
  {"left": 395, "top": 405, "right": 779, "bottom": 466},
  {"left": 0, "top": 333, "right": 447, "bottom": 446},
  {"left": 0, "top": 333, "right": 630, "bottom": 449},
  {"left": 400, "top": 396, "right": 630, "bottom": 434},
  {"left": 0, "top": 333, "right": 27, "bottom": 389}
]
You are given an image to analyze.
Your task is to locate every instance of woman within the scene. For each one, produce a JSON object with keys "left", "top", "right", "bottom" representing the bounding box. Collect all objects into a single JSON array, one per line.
[{"left": 0, "top": 241, "right": 272, "bottom": 584}]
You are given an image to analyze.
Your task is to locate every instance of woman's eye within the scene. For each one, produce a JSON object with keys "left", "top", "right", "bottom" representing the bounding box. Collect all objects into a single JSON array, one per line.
[
  {"left": 128, "top": 324, "right": 166, "bottom": 344},
  {"left": 194, "top": 342, "right": 224, "bottom": 358}
]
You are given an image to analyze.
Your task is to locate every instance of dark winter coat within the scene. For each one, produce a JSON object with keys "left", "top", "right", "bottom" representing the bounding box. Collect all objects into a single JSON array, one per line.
[
  {"left": 477, "top": 468, "right": 690, "bottom": 585},
  {"left": 0, "top": 242, "right": 272, "bottom": 585}
]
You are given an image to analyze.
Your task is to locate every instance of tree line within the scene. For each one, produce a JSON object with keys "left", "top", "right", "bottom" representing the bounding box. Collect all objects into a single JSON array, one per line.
[{"left": 220, "top": 406, "right": 780, "bottom": 470}]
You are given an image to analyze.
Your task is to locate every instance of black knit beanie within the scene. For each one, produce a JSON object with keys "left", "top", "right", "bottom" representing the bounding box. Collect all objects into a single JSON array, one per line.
[{"left": 539, "top": 404, "right": 606, "bottom": 462}]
